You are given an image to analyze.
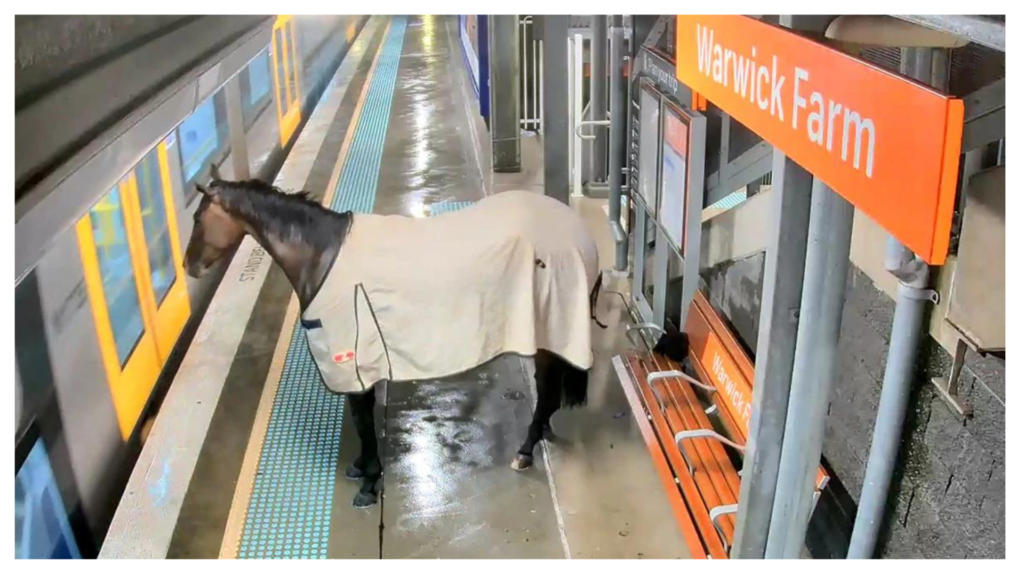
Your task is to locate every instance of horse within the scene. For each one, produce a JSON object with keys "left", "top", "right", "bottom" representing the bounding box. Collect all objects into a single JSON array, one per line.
[{"left": 184, "top": 165, "right": 604, "bottom": 509}]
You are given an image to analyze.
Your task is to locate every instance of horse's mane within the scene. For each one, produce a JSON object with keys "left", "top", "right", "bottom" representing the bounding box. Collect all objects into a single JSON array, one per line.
[{"left": 212, "top": 178, "right": 350, "bottom": 248}]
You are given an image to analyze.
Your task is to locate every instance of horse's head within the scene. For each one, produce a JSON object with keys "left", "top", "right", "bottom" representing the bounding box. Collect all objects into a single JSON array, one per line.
[{"left": 183, "top": 165, "right": 247, "bottom": 278}]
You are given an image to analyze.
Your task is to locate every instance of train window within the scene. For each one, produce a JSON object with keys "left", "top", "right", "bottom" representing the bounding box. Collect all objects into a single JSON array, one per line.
[
  {"left": 88, "top": 186, "right": 146, "bottom": 365},
  {"left": 78, "top": 177, "right": 165, "bottom": 439},
  {"left": 15, "top": 435, "right": 81, "bottom": 559},
  {"left": 135, "top": 149, "right": 177, "bottom": 306},
  {"left": 272, "top": 27, "right": 290, "bottom": 113},
  {"left": 288, "top": 19, "right": 303, "bottom": 100},
  {"left": 135, "top": 140, "right": 191, "bottom": 361},
  {"left": 249, "top": 50, "right": 272, "bottom": 108},
  {"left": 178, "top": 96, "right": 219, "bottom": 183},
  {"left": 272, "top": 16, "right": 302, "bottom": 145}
]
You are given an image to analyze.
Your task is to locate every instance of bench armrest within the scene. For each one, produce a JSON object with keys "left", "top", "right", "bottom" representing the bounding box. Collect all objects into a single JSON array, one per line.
[
  {"left": 673, "top": 429, "right": 746, "bottom": 475},
  {"left": 648, "top": 370, "right": 717, "bottom": 393}
]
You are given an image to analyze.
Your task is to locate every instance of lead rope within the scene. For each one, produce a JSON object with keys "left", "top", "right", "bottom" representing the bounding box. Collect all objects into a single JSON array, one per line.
[{"left": 378, "top": 381, "right": 388, "bottom": 559}]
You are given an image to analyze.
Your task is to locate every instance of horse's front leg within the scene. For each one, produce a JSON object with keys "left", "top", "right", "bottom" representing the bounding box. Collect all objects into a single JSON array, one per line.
[{"left": 345, "top": 388, "right": 382, "bottom": 508}]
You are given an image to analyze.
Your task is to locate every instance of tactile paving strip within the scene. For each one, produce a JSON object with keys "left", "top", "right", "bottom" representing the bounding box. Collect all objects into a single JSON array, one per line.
[
  {"left": 237, "top": 326, "right": 342, "bottom": 559},
  {"left": 235, "top": 16, "right": 409, "bottom": 560},
  {"left": 428, "top": 200, "right": 476, "bottom": 216}
]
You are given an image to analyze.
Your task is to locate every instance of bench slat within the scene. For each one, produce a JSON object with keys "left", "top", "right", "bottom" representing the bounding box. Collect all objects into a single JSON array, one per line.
[
  {"left": 646, "top": 354, "right": 742, "bottom": 543},
  {"left": 613, "top": 356, "right": 710, "bottom": 559},
  {"left": 686, "top": 292, "right": 831, "bottom": 497},
  {"left": 624, "top": 354, "right": 730, "bottom": 559},
  {"left": 642, "top": 363, "right": 736, "bottom": 543},
  {"left": 649, "top": 353, "right": 744, "bottom": 497}
]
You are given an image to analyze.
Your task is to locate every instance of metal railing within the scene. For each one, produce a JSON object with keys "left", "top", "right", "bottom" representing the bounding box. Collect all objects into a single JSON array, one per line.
[{"left": 518, "top": 16, "right": 543, "bottom": 132}]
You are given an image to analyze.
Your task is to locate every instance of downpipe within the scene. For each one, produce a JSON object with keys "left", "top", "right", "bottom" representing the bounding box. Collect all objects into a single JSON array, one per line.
[{"left": 847, "top": 236, "right": 932, "bottom": 558}]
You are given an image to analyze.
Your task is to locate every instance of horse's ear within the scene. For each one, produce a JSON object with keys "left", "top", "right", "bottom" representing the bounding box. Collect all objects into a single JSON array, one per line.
[
  {"left": 209, "top": 163, "right": 222, "bottom": 182},
  {"left": 196, "top": 183, "right": 224, "bottom": 205}
]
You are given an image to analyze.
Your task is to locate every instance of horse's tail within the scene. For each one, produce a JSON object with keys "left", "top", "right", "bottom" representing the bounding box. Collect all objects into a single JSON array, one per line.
[
  {"left": 561, "top": 364, "right": 589, "bottom": 408},
  {"left": 537, "top": 350, "right": 588, "bottom": 409},
  {"left": 589, "top": 273, "right": 608, "bottom": 329}
]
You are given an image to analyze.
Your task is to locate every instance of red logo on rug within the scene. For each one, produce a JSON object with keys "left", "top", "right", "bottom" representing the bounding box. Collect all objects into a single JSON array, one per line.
[{"left": 333, "top": 351, "right": 355, "bottom": 363}]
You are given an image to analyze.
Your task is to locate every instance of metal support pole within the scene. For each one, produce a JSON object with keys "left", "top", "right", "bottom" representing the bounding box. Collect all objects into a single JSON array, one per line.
[
  {"left": 607, "top": 15, "right": 628, "bottom": 271},
  {"left": 731, "top": 150, "right": 813, "bottom": 558},
  {"left": 764, "top": 179, "right": 854, "bottom": 558},
  {"left": 632, "top": 202, "right": 648, "bottom": 311},
  {"left": 590, "top": 15, "right": 608, "bottom": 184},
  {"left": 521, "top": 17, "right": 528, "bottom": 130},
  {"left": 571, "top": 33, "right": 584, "bottom": 197},
  {"left": 224, "top": 74, "right": 250, "bottom": 180},
  {"left": 488, "top": 15, "right": 521, "bottom": 172},
  {"left": 733, "top": 16, "right": 837, "bottom": 558},
  {"left": 15, "top": 361, "right": 23, "bottom": 435},
  {"left": 541, "top": 15, "right": 570, "bottom": 204},
  {"left": 652, "top": 230, "right": 669, "bottom": 328},
  {"left": 847, "top": 46, "right": 944, "bottom": 559}
]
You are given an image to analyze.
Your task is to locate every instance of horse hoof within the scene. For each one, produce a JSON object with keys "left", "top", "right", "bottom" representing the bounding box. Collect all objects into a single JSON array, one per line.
[
  {"left": 511, "top": 454, "right": 534, "bottom": 471},
  {"left": 352, "top": 491, "right": 378, "bottom": 509},
  {"left": 345, "top": 464, "right": 364, "bottom": 481}
]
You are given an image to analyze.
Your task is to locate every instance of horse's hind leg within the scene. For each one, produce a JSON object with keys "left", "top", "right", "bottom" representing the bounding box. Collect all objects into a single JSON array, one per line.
[
  {"left": 346, "top": 388, "right": 382, "bottom": 508},
  {"left": 512, "top": 351, "right": 563, "bottom": 471}
]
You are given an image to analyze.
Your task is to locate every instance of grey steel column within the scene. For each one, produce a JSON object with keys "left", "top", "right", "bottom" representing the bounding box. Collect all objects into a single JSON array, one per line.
[
  {"left": 607, "top": 15, "right": 628, "bottom": 271},
  {"left": 224, "top": 73, "right": 250, "bottom": 180},
  {"left": 488, "top": 15, "right": 521, "bottom": 172},
  {"left": 678, "top": 115, "right": 707, "bottom": 328},
  {"left": 541, "top": 15, "right": 570, "bottom": 204},
  {"left": 589, "top": 15, "right": 608, "bottom": 184},
  {"left": 731, "top": 150, "right": 813, "bottom": 558},
  {"left": 764, "top": 179, "right": 854, "bottom": 558}
]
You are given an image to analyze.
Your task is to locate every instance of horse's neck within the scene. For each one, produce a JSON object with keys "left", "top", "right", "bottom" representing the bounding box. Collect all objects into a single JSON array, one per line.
[{"left": 243, "top": 210, "right": 347, "bottom": 310}]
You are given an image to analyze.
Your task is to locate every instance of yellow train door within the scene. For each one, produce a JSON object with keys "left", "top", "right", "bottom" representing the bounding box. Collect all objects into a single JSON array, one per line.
[
  {"left": 272, "top": 15, "right": 303, "bottom": 145},
  {"left": 76, "top": 137, "right": 190, "bottom": 439}
]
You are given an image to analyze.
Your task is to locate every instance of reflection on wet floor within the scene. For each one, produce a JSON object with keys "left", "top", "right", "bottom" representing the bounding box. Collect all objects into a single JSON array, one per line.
[
  {"left": 373, "top": 14, "right": 484, "bottom": 219},
  {"left": 382, "top": 356, "right": 565, "bottom": 559}
]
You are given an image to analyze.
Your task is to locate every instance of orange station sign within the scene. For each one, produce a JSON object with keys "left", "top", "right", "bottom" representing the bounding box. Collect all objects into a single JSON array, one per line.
[{"left": 675, "top": 16, "right": 964, "bottom": 265}]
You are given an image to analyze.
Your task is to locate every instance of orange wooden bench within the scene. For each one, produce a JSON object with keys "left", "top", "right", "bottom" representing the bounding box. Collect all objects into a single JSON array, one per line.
[
  {"left": 613, "top": 291, "right": 830, "bottom": 559},
  {"left": 683, "top": 292, "right": 830, "bottom": 505}
]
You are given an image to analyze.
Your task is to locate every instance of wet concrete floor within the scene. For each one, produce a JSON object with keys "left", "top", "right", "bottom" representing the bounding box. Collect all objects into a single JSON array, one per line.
[
  {"left": 169, "top": 14, "right": 689, "bottom": 559},
  {"left": 327, "top": 15, "right": 690, "bottom": 559}
]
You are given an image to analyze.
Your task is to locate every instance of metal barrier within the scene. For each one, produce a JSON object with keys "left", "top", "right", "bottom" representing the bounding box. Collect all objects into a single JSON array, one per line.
[{"left": 518, "top": 16, "right": 543, "bottom": 132}]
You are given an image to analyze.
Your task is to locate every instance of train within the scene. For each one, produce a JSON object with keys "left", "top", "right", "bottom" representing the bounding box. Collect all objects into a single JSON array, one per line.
[{"left": 15, "top": 15, "right": 370, "bottom": 559}]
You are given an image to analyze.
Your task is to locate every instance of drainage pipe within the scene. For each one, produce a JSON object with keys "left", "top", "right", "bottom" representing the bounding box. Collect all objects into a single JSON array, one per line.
[
  {"left": 846, "top": 235, "right": 931, "bottom": 558},
  {"left": 847, "top": 47, "right": 943, "bottom": 559},
  {"left": 607, "top": 15, "right": 628, "bottom": 271}
]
